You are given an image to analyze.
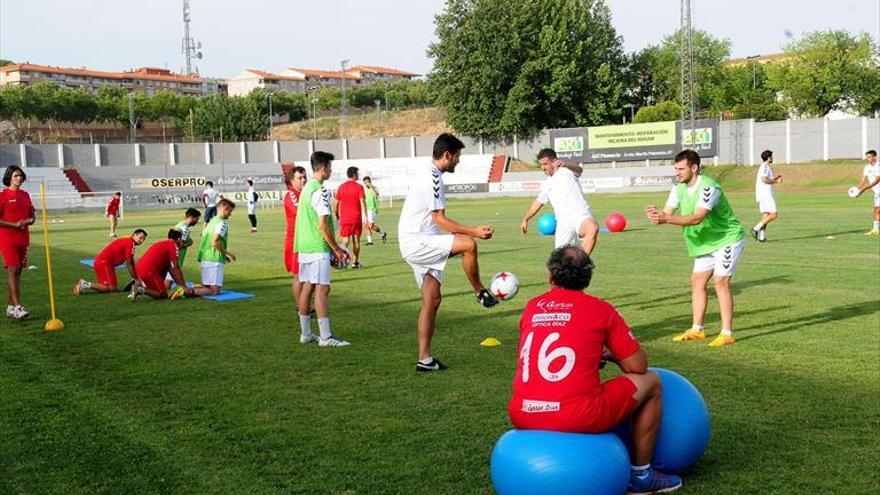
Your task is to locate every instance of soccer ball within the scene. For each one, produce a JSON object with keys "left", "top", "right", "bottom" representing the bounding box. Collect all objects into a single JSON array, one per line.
[
  {"left": 847, "top": 186, "right": 860, "bottom": 198},
  {"left": 490, "top": 272, "right": 520, "bottom": 301},
  {"left": 331, "top": 247, "right": 351, "bottom": 269}
]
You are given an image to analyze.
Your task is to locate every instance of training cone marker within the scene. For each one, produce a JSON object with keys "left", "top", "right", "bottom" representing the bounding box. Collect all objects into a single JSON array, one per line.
[
  {"left": 39, "top": 184, "right": 64, "bottom": 333},
  {"left": 45, "top": 319, "right": 64, "bottom": 332},
  {"left": 481, "top": 337, "right": 502, "bottom": 347}
]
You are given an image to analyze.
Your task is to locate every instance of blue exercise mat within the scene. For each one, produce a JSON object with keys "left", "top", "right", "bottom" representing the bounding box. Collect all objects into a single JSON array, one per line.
[
  {"left": 172, "top": 282, "right": 255, "bottom": 302},
  {"left": 599, "top": 226, "right": 610, "bottom": 233},
  {"left": 80, "top": 259, "right": 125, "bottom": 269}
]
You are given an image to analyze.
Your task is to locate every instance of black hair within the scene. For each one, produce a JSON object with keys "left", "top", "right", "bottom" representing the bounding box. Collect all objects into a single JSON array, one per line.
[
  {"left": 346, "top": 166, "right": 359, "bottom": 179},
  {"left": 133, "top": 228, "right": 148, "bottom": 237},
  {"left": 206, "top": 181, "right": 214, "bottom": 187},
  {"left": 167, "top": 228, "right": 183, "bottom": 240},
  {"left": 674, "top": 149, "right": 701, "bottom": 168},
  {"left": 547, "top": 246, "right": 595, "bottom": 291},
  {"left": 537, "top": 148, "right": 557, "bottom": 161},
  {"left": 761, "top": 150, "right": 773, "bottom": 162},
  {"left": 432, "top": 133, "right": 465, "bottom": 160},
  {"left": 867, "top": 150, "right": 877, "bottom": 157},
  {"left": 185, "top": 208, "right": 201, "bottom": 219},
  {"left": 246, "top": 179, "right": 253, "bottom": 186},
  {"left": 2, "top": 165, "right": 26, "bottom": 187},
  {"left": 114, "top": 191, "right": 122, "bottom": 197},
  {"left": 291, "top": 165, "right": 307, "bottom": 176},
  {"left": 311, "top": 151, "right": 334, "bottom": 171}
]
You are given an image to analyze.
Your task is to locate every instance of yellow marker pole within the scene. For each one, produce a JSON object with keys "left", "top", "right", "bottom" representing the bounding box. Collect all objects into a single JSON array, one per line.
[{"left": 39, "top": 183, "right": 64, "bottom": 332}]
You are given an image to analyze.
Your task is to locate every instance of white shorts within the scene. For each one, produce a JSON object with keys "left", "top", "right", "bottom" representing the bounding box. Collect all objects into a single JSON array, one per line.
[
  {"left": 299, "top": 253, "right": 331, "bottom": 285},
  {"left": 757, "top": 196, "right": 777, "bottom": 213},
  {"left": 693, "top": 238, "right": 746, "bottom": 277},
  {"left": 367, "top": 210, "right": 377, "bottom": 223},
  {"left": 555, "top": 211, "right": 594, "bottom": 249},
  {"left": 201, "top": 261, "right": 224, "bottom": 287},
  {"left": 399, "top": 234, "right": 455, "bottom": 288},
  {"left": 247, "top": 204, "right": 256, "bottom": 215},
  {"left": 873, "top": 193, "right": 880, "bottom": 208}
]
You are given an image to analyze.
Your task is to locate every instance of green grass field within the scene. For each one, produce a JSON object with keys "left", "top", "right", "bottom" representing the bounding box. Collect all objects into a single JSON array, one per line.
[{"left": 1, "top": 187, "right": 878, "bottom": 494}]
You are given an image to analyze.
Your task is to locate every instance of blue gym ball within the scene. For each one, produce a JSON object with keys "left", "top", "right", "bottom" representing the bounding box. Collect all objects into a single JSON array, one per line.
[
  {"left": 536, "top": 213, "right": 557, "bottom": 235},
  {"left": 614, "top": 368, "right": 711, "bottom": 473},
  {"left": 491, "top": 430, "right": 630, "bottom": 495}
]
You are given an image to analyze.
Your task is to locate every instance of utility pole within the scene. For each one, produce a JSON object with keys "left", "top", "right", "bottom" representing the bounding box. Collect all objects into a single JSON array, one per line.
[
  {"left": 679, "top": 0, "right": 697, "bottom": 148},
  {"left": 181, "top": 1, "right": 203, "bottom": 76},
  {"left": 128, "top": 93, "right": 137, "bottom": 143},
  {"left": 267, "top": 93, "right": 274, "bottom": 139},
  {"left": 375, "top": 99, "right": 382, "bottom": 135},
  {"left": 340, "top": 59, "right": 350, "bottom": 140}
]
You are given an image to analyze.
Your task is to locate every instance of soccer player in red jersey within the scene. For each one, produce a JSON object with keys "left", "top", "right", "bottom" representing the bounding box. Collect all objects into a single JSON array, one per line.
[
  {"left": 131, "top": 229, "right": 189, "bottom": 300},
  {"left": 333, "top": 166, "right": 368, "bottom": 269},
  {"left": 0, "top": 166, "right": 36, "bottom": 320},
  {"left": 509, "top": 246, "right": 682, "bottom": 495},
  {"left": 284, "top": 166, "right": 307, "bottom": 305},
  {"left": 105, "top": 192, "right": 122, "bottom": 238},
  {"left": 74, "top": 229, "right": 147, "bottom": 295}
]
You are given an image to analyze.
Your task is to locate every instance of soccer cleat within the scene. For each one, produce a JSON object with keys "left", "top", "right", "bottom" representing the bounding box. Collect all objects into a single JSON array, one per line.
[
  {"left": 122, "top": 279, "right": 136, "bottom": 292},
  {"left": 750, "top": 228, "right": 760, "bottom": 240},
  {"left": 380, "top": 231, "right": 388, "bottom": 244},
  {"left": 708, "top": 334, "right": 736, "bottom": 347},
  {"left": 352, "top": 261, "right": 363, "bottom": 269},
  {"left": 318, "top": 335, "right": 351, "bottom": 347},
  {"left": 12, "top": 306, "right": 29, "bottom": 320},
  {"left": 477, "top": 288, "right": 499, "bottom": 308},
  {"left": 128, "top": 281, "right": 144, "bottom": 300},
  {"left": 416, "top": 357, "right": 448, "bottom": 372},
  {"left": 672, "top": 328, "right": 706, "bottom": 342},
  {"left": 627, "top": 468, "right": 682, "bottom": 495},
  {"left": 6, "top": 305, "right": 15, "bottom": 318},
  {"left": 757, "top": 229, "right": 767, "bottom": 242},
  {"left": 299, "top": 333, "right": 318, "bottom": 344},
  {"left": 169, "top": 286, "right": 187, "bottom": 300},
  {"left": 865, "top": 229, "right": 880, "bottom": 236},
  {"left": 73, "top": 279, "right": 88, "bottom": 296},
  {"left": 366, "top": 241, "right": 373, "bottom": 246}
]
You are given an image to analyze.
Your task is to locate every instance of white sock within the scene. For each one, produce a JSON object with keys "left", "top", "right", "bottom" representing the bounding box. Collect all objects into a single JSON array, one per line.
[
  {"left": 299, "top": 314, "right": 312, "bottom": 337},
  {"left": 83, "top": 281, "right": 92, "bottom": 289},
  {"left": 317, "top": 317, "right": 332, "bottom": 339},
  {"left": 692, "top": 324, "right": 704, "bottom": 331},
  {"left": 419, "top": 356, "right": 434, "bottom": 365},
  {"left": 6, "top": 305, "right": 13, "bottom": 313},
  {"left": 721, "top": 328, "right": 733, "bottom": 336},
  {"left": 366, "top": 234, "right": 373, "bottom": 243},
  {"left": 873, "top": 221, "right": 879, "bottom": 229},
  {"left": 753, "top": 222, "right": 765, "bottom": 230}
]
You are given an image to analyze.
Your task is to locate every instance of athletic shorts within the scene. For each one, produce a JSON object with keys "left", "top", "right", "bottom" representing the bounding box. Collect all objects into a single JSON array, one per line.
[
  {"left": 141, "top": 271, "right": 168, "bottom": 298},
  {"left": 203, "top": 206, "right": 217, "bottom": 224},
  {"left": 201, "top": 261, "right": 224, "bottom": 287},
  {"left": 366, "top": 210, "right": 377, "bottom": 223},
  {"left": 339, "top": 221, "right": 363, "bottom": 238},
  {"left": 399, "top": 234, "right": 455, "bottom": 288},
  {"left": 873, "top": 192, "right": 880, "bottom": 208},
  {"left": 693, "top": 237, "right": 746, "bottom": 277},
  {"left": 509, "top": 375, "right": 639, "bottom": 434},
  {"left": 284, "top": 241, "right": 298, "bottom": 275},
  {"left": 555, "top": 212, "right": 594, "bottom": 249},
  {"left": 299, "top": 253, "right": 331, "bottom": 285},
  {"left": 757, "top": 196, "right": 777, "bottom": 213},
  {"left": 93, "top": 259, "right": 118, "bottom": 287},
  {"left": 0, "top": 242, "right": 28, "bottom": 270}
]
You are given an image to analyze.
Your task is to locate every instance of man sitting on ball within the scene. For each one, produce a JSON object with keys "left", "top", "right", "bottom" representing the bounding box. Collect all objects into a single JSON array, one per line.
[{"left": 508, "top": 246, "right": 681, "bottom": 494}]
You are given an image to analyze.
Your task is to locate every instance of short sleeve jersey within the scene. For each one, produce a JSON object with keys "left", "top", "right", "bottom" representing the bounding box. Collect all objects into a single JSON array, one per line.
[
  {"left": 0, "top": 188, "right": 35, "bottom": 244},
  {"left": 107, "top": 196, "right": 121, "bottom": 215},
  {"left": 398, "top": 164, "right": 446, "bottom": 236},
  {"left": 755, "top": 162, "right": 775, "bottom": 200},
  {"left": 536, "top": 167, "right": 591, "bottom": 219},
  {"left": 863, "top": 163, "right": 880, "bottom": 194},
  {"left": 136, "top": 239, "right": 179, "bottom": 276},
  {"left": 95, "top": 237, "right": 135, "bottom": 266},
  {"left": 509, "top": 288, "right": 640, "bottom": 415},
  {"left": 197, "top": 217, "right": 229, "bottom": 263},
  {"left": 335, "top": 180, "right": 365, "bottom": 223},
  {"left": 284, "top": 188, "right": 301, "bottom": 238},
  {"left": 203, "top": 188, "right": 220, "bottom": 207}
]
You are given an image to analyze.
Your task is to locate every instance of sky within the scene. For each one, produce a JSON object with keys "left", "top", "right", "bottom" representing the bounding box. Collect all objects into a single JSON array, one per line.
[{"left": 0, "top": 0, "right": 877, "bottom": 79}]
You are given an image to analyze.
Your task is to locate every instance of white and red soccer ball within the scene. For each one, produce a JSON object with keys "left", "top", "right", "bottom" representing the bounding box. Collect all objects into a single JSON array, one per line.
[{"left": 490, "top": 271, "right": 520, "bottom": 301}]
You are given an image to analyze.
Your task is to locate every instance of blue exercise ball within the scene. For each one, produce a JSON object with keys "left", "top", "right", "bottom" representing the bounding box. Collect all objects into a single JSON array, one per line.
[
  {"left": 613, "top": 368, "right": 711, "bottom": 473},
  {"left": 536, "top": 213, "right": 557, "bottom": 235},
  {"left": 491, "top": 430, "right": 630, "bottom": 495}
]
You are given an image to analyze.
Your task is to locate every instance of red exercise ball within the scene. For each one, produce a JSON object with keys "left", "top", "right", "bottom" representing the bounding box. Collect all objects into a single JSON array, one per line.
[{"left": 605, "top": 213, "right": 627, "bottom": 233}]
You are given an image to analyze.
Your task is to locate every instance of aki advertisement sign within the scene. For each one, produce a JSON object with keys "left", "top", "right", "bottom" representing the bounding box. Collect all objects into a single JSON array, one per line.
[{"left": 549, "top": 119, "right": 718, "bottom": 163}]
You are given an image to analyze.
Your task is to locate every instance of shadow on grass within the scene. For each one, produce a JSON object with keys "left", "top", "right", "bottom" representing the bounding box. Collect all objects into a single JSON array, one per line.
[
  {"left": 632, "top": 305, "right": 792, "bottom": 342},
  {"left": 773, "top": 229, "right": 865, "bottom": 242},
  {"left": 616, "top": 276, "right": 793, "bottom": 311},
  {"left": 735, "top": 301, "right": 879, "bottom": 342}
]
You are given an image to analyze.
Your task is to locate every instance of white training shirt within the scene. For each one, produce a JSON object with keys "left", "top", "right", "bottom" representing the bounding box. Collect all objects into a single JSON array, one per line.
[
  {"left": 203, "top": 187, "right": 221, "bottom": 207},
  {"left": 247, "top": 186, "right": 257, "bottom": 214},
  {"left": 398, "top": 164, "right": 446, "bottom": 237},
  {"left": 755, "top": 162, "right": 775, "bottom": 200},
  {"left": 863, "top": 163, "right": 880, "bottom": 194},
  {"left": 536, "top": 167, "right": 591, "bottom": 220},
  {"left": 665, "top": 176, "right": 720, "bottom": 211}
]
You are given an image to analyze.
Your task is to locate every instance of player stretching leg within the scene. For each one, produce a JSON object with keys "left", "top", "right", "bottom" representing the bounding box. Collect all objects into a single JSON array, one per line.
[
  {"left": 130, "top": 229, "right": 190, "bottom": 300},
  {"left": 74, "top": 229, "right": 147, "bottom": 295}
]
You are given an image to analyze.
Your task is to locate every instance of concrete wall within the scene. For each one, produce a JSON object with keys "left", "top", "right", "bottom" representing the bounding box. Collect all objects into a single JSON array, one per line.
[
  {"left": 789, "top": 119, "right": 823, "bottom": 164},
  {"left": 62, "top": 144, "right": 94, "bottom": 168},
  {"left": 246, "top": 141, "right": 274, "bottom": 163},
  {"left": 25, "top": 144, "right": 58, "bottom": 167},
  {"left": 349, "top": 138, "right": 380, "bottom": 159},
  {"left": 414, "top": 136, "right": 435, "bottom": 157},
  {"left": 0, "top": 145, "right": 19, "bottom": 166},
  {"left": 385, "top": 137, "right": 412, "bottom": 158},
  {"left": 314, "top": 139, "right": 344, "bottom": 158},
  {"left": 754, "top": 121, "right": 787, "bottom": 164},
  {"left": 141, "top": 144, "right": 169, "bottom": 166},
  {"left": 213, "top": 143, "right": 240, "bottom": 164},
  {"left": 176, "top": 143, "right": 204, "bottom": 166},
  {"left": 280, "top": 141, "right": 310, "bottom": 162},
  {"left": 829, "top": 119, "right": 863, "bottom": 160}
]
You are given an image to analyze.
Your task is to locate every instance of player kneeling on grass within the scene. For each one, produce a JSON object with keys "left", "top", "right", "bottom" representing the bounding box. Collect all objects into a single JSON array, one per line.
[
  {"left": 129, "top": 229, "right": 189, "bottom": 300},
  {"left": 74, "top": 229, "right": 147, "bottom": 295},
  {"left": 163, "top": 208, "right": 201, "bottom": 289},
  {"left": 185, "top": 198, "right": 236, "bottom": 299},
  {"left": 509, "top": 246, "right": 682, "bottom": 495}
]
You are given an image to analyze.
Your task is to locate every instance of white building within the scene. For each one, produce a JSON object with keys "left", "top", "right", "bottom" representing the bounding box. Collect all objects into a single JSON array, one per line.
[{"left": 226, "top": 69, "right": 307, "bottom": 97}]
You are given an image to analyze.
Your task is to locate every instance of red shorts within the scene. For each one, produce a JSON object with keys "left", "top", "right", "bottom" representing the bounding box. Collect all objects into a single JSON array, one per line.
[
  {"left": 284, "top": 240, "right": 299, "bottom": 275},
  {"left": 93, "top": 259, "right": 118, "bottom": 288},
  {"left": 0, "top": 241, "right": 28, "bottom": 269},
  {"left": 509, "top": 376, "right": 639, "bottom": 434},
  {"left": 141, "top": 271, "right": 168, "bottom": 298},
  {"left": 339, "top": 221, "right": 362, "bottom": 238}
]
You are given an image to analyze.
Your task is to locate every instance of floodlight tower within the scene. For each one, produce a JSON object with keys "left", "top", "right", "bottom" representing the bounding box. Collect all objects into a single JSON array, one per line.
[
  {"left": 181, "top": 1, "right": 203, "bottom": 76},
  {"left": 680, "top": 0, "right": 696, "bottom": 143}
]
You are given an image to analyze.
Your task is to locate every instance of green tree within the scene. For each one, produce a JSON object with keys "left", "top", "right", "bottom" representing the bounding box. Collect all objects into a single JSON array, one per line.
[
  {"left": 428, "top": 0, "right": 625, "bottom": 139},
  {"left": 192, "top": 95, "right": 267, "bottom": 142},
  {"left": 0, "top": 60, "right": 14, "bottom": 67},
  {"left": 767, "top": 30, "right": 879, "bottom": 117},
  {"left": 632, "top": 100, "right": 681, "bottom": 123}
]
